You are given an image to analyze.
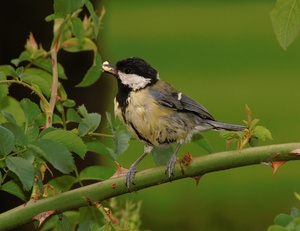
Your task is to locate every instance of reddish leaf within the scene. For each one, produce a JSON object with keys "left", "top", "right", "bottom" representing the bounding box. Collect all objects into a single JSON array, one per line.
[{"left": 25, "top": 33, "right": 38, "bottom": 52}]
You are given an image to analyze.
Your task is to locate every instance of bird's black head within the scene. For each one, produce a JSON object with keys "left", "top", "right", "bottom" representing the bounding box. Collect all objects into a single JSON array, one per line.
[{"left": 102, "top": 57, "right": 159, "bottom": 91}]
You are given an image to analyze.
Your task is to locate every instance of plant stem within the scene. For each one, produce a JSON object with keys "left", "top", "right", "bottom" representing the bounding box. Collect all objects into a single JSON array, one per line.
[
  {"left": 46, "top": 45, "right": 59, "bottom": 128},
  {"left": 0, "top": 142, "right": 300, "bottom": 230},
  {"left": 0, "top": 79, "right": 50, "bottom": 111},
  {"left": 89, "top": 132, "right": 114, "bottom": 138}
]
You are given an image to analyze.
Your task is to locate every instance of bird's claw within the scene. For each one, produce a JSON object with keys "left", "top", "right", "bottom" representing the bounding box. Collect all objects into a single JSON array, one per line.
[
  {"left": 165, "top": 154, "right": 177, "bottom": 179},
  {"left": 125, "top": 165, "right": 137, "bottom": 190}
]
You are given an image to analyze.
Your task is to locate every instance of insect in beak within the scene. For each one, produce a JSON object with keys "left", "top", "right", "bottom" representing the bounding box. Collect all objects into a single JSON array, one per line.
[{"left": 102, "top": 61, "right": 118, "bottom": 76}]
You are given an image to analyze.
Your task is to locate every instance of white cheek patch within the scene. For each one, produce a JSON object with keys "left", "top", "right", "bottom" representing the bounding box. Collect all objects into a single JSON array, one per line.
[{"left": 118, "top": 71, "right": 152, "bottom": 91}]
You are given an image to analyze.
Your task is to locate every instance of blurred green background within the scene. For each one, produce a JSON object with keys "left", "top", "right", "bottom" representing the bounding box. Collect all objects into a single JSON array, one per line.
[{"left": 99, "top": 1, "right": 300, "bottom": 230}]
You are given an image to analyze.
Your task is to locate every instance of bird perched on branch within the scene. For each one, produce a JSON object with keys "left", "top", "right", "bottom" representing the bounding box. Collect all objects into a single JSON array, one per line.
[{"left": 102, "top": 57, "right": 245, "bottom": 189}]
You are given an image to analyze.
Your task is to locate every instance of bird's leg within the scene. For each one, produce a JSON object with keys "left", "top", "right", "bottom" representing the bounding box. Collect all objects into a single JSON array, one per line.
[
  {"left": 166, "top": 141, "right": 183, "bottom": 178},
  {"left": 126, "top": 145, "right": 153, "bottom": 190}
]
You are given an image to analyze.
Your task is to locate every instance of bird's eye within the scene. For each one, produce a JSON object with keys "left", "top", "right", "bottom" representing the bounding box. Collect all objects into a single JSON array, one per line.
[{"left": 124, "top": 68, "right": 132, "bottom": 74}]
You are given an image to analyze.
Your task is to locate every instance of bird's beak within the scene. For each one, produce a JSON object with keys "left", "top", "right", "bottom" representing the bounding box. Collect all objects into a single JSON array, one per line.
[{"left": 102, "top": 61, "right": 118, "bottom": 76}]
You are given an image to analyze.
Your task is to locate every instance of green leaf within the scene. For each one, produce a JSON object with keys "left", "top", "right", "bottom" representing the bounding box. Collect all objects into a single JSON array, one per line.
[
  {"left": 0, "top": 96, "right": 25, "bottom": 127},
  {"left": 22, "top": 68, "right": 53, "bottom": 97},
  {"left": 2, "top": 122, "right": 27, "bottom": 146},
  {"left": 54, "top": 0, "right": 89, "bottom": 15},
  {"left": 35, "top": 113, "right": 46, "bottom": 127},
  {"left": 33, "top": 58, "right": 67, "bottom": 79},
  {"left": 45, "top": 13, "right": 65, "bottom": 22},
  {"left": 152, "top": 146, "right": 174, "bottom": 165},
  {"left": 47, "top": 175, "right": 77, "bottom": 194},
  {"left": 84, "top": 138, "right": 114, "bottom": 158},
  {"left": 53, "top": 113, "right": 63, "bottom": 125},
  {"left": 16, "top": 66, "right": 24, "bottom": 77},
  {"left": 62, "top": 99, "right": 76, "bottom": 108},
  {"left": 106, "top": 112, "right": 118, "bottom": 135},
  {"left": 34, "top": 168, "right": 44, "bottom": 194},
  {"left": 77, "top": 104, "right": 89, "bottom": 118},
  {"left": 1, "top": 110, "right": 16, "bottom": 124},
  {"left": 250, "top": 118, "right": 260, "bottom": 131},
  {"left": 79, "top": 166, "right": 115, "bottom": 181},
  {"left": 58, "top": 83, "right": 68, "bottom": 101},
  {"left": 78, "top": 105, "right": 101, "bottom": 136},
  {"left": 267, "top": 225, "right": 289, "bottom": 231},
  {"left": 0, "top": 180, "right": 30, "bottom": 201},
  {"left": 77, "top": 220, "right": 93, "bottom": 231},
  {"left": 249, "top": 136, "right": 259, "bottom": 147},
  {"left": 20, "top": 99, "right": 41, "bottom": 142},
  {"left": 192, "top": 134, "right": 213, "bottom": 153},
  {"left": 29, "top": 139, "right": 74, "bottom": 174},
  {"left": 270, "top": 0, "right": 300, "bottom": 50},
  {"left": 290, "top": 207, "right": 300, "bottom": 217},
  {"left": 41, "top": 128, "right": 87, "bottom": 158},
  {"left": 76, "top": 52, "right": 102, "bottom": 87},
  {"left": 79, "top": 113, "right": 100, "bottom": 134},
  {"left": 62, "top": 37, "right": 97, "bottom": 53},
  {"left": 114, "top": 130, "right": 131, "bottom": 155},
  {"left": 290, "top": 218, "right": 300, "bottom": 229},
  {"left": 22, "top": 150, "right": 35, "bottom": 163},
  {"left": 0, "top": 71, "right": 8, "bottom": 101},
  {"left": 0, "top": 65, "right": 17, "bottom": 78},
  {"left": 39, "top": 127, "right": 56, "bottom": 136},
  {"left": 5, "top": 156, "right": 35, "bottom": 191},
  {"left": 98, "top": 224, "right": 111, "bottom": 231},
  {"left": 274, "top": 213, "right": 294, "bottom": 226},
  {"left": 26, "top": 123, "right": 40, "bottom": 143},
  {"left": 78, "top": 113, "right": 101, "bottom": 136},
  {"left": 0, "top": 125, "right": 15, "bottom": 156},
  {"left": 40, "top": 212, "right": 79, "bottom": 231},
  {"left": 254, "top": 125, "right": 273, "bottom": 141},
  {"left": 66, "top": 108, "right": 81, "bottom": 123},
  {"left": 105, "top": 112, "right": 130, "bottom": 158},
  {"left": 16, "top": 50, "right": 31, "bottom": 63},
  {"left": 20, "top": 98, "right": 41, "bottom": 125},
  {"left": 295, "top": 192, "right": 300, "bottom": 201},
  {"left": 85, "top": 1, "right": 99, "bottom": 37},
  {"left": 57, "top": 214, "right": 72, "bottom": 231},
  {"left": 71, "top": 17, "right": 84, "bottom": 44},
  {"left": 79, "top": 206, "right": 102, "bottom": 224}
]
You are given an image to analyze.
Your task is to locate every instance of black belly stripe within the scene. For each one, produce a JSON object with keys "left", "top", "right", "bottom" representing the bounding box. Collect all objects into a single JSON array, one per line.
[
  {"left": 116, "top": 81, "right": 131, "bottom": 124},
  {"left": 121, "top": 109, "right": 127, "bottom": 124},
  {"left": 129, "top": 122, "right": 153, "bottom": 145}
]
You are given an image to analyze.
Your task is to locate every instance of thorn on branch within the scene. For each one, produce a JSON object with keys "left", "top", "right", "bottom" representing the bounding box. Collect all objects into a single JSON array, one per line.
[
  {"left": 290, "top": 149, "right": 300, "bottom": 156},
  {"left": 32, "top": 210, "right": 56, "bottom": 227}
]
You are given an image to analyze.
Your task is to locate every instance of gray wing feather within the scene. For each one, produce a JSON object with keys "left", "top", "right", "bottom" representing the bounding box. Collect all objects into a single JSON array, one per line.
[
  {"left": 149, "top": 85, "right": 215, "bottom": 120},
  {"left": 180, "top": 94, "right": 214, "bottom": 120}
]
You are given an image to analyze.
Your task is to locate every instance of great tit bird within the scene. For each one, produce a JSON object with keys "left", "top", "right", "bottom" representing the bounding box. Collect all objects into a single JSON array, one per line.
[{"left": 102, "top": 57, "right": 245, "bottom": 189}]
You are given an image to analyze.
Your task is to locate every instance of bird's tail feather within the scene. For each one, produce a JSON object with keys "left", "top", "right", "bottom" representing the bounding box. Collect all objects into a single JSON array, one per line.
[{"left": 207, "top": 120, "right": 246, "bottom": 131}]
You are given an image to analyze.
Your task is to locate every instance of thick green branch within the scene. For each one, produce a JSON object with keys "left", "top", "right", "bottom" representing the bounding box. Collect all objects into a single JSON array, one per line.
[{"left": 1, "top": 142, "right": 300, "bottom": 230}]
